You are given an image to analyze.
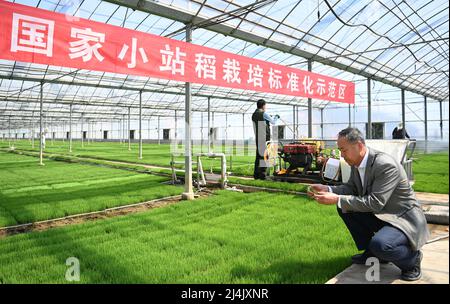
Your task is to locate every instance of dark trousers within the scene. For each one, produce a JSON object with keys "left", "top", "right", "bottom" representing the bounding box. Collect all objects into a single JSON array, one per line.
[
  {"left": 337, "top": 207, "right": 419, "bottom": 271},
  {"left": 253, "top": 151, "right": 267, "bottom": 180}
]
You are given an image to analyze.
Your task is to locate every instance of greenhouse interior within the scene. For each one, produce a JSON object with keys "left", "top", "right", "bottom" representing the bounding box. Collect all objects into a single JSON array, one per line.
[{"left": 0, "top": 0, "right": 448, "bottom": 288}]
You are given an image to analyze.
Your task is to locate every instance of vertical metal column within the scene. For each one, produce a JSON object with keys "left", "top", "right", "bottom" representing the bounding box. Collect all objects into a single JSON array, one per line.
[
  {"left": 208, "top": 97, "right": 211, "bottom": 153},
  {"left": 69, "top": 104, "right": 73, "bottom": 152},
  {"left": 128, "top": 107, "right": 131, "bottom": 151},
  {"left": 50, "top": 117, "right": 53, "bottom": 146},
  {"left": 148, "top": 117, "right": 151, "bottom": 141},
  {"left": 119, "top": 117, "right": 122, "bottom": 143},
  {"left": 8, "top": 116, "right": 11, "bottom": 148},
  {"left": 200, "top": 112, "right": 203, "bottom": 153},
  {"left": 182, "top": 25, "right": 194, "bottom": 200},
  {"left": 157, "top": 116, "right": 161, "bottom": 145},
  {"left": 39, "top": 82, "right": 44, "bottom": 165},
  {"left": 307, "top": 59, "right": 313, "bottom": 138},
  {"left": 348, "top": 104, "right": 351, "bottom": 127},
  {"left": 424, "top": 96, "right": 428, "bottom": 153},
  {"left": 174, "top": 109, "right": 178, "bottom": 143},
  {"left": 225, "top": 113, "right": 228, "bottom": 143},
  {"left": 139, "top": 91, "right": 143, "bottom": 159},
  {"left": 367, "top": 78, "right": 372, "bottom": 139},
  {"left": 320, "top": 108, "right": 324, "bottom": 139},
  {"left": 242, "top": 113, "right": 245, "bottom": 142},
  {"left": 31, "top": 111, "right": 35, "bottom": 148},
  {"left": 81, "top": 113, "right": 84, "bottom": 148},
  {"left": 439, "top": 100, "right": 443, "bottom": 140},
  {"left": 401, "top": 89, "right": 406, "bottom": 137},
  {"left": 292, "top": 105, "right": 296, "bottom": 139}
]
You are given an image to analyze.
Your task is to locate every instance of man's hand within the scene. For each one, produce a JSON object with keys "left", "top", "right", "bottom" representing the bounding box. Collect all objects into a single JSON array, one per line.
[
  {"left": 307, "top": 184, "right": 329, "bottom": 198},
  {"left": 313, "top": 192, "right": 340, "bottom": 205}
]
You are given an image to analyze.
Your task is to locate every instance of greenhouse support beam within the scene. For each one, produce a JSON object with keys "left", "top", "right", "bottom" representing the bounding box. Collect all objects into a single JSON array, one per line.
[
  {"left": 348, "top": 104, "right": 351, "bottom": 127},
  {"left": 424, "top": 96, "right": 428, "bottom": 153},
  {"left": 307, "top": 59, "right": 312, "bottom": 138},
  {"left": 81, "top": 114, "right": 84, "bottom": 148},
  {"left": 208, "top": 97, "right": 211, "bottom": 153},
  {"left": 69, "top": 104, "right": 72, "bottom": 152},
  {"left": 367, "top": 78, "right": 372, "bottom": 139},
  {"left": 401, "top": 89, "right": 406, "bottom": 134},
  {"left": 242, "top": 113, "right": 245, "bottom": 142},
  {"left": 157, "top": 116, "right": 161, "bottom": 145},
  {"left": 182, "top": 25, "right": 194, "bottom": 201},
  {"left": 439, "top": 100, "right": 443, "bottom": 140},
  {"left": 39, "top": 82, "right": 44, "bottom": 166},
  {"left": 128, "top": 107, "right": 131, "bottom": 151},
  {"left": 139, "top": 91, "right": 143, "bottom": 159},
  {"left": 320, "top": 108, "right": 324, "bottom": 139},
  {"left": 292, "top": 105, "right": 296, "bottom": 139}
]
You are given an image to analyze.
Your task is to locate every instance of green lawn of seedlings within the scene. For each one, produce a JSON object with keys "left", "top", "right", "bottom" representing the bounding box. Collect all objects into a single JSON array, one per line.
[
  {"left": 1, "top": 139, "right": 256, "bottom": 176},
  {"left": 0, "top": 190, "right": 355, "bottom": 284},
  {"left": 412, "top": 151, "right": 449, "bottom": 194},
  {"left": 0, "top": 151, "right": 182, "bottom": 227},
  {"left": 2, "top": 140, "right": 448, "bottom": 194}
]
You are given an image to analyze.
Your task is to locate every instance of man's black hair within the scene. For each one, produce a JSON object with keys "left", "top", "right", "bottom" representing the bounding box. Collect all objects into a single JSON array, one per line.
[{"left": 256, "top": 99, "right": 266, "bottom": 109}]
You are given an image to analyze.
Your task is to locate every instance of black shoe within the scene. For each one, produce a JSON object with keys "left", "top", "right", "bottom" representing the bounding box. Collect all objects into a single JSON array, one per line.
[
  {"left": 401, "top": 251, "right": 423, "bottom": 281},
  {"left": 351, "top": 250, "right": 389, "bottom": 265}
]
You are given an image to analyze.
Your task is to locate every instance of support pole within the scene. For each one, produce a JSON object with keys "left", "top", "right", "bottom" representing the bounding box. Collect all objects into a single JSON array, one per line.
[
  {"left": 292, "top": 105, "right": 296, "bottom": 139},
  {"left": 182, "top": 25, "right": 194, "bottom": 200},
  {"left": 174, "top": 109, "right": 178, "bottom": 143},
  {"left": 439, "top": 100, "right": 443, "bottom": 140},
  {"left": 348, "top": 104, "right": 351, "bottom": 127},
  {"left": 86, "top": 120, "right": 89, "bottom": 145},
  {"left": 81, "top": 114, "right": 84, "bottom": 148},
  {"left": 320, "top": 108, "right": 324, "bottom": 139},
  {"left": 424, "top": 96, "right": 428, "bottom": 153},
  {"left": 31, "top": 111, "right": 35, "bottom": 148},
  {"left": 128, "top": 107, "right": 131, "bottom": 151},
  {"left": 401, "top": 88, "right": 406, "bottom": 138},
  {"left": 367, "top": 78, "right": 372, "bottom": 139},
  {"left": 39, "top": 82, "right": 44, "bottom": 165},
  {"left": 225, "top": 113, "right": 228, "bottom": 143},
  {"left": 148, "top": 117, "right": 151, "bottom": 141},
  {"left": 139, "top": 91, "right": 143, "bottom": 159},
  {"left": 208, "top": 97, "right": 211, "bottom": 153},
  {"left": 69, "top": 104, "right": 73, "bottom": 152},
  {"left": 157, "top": 116, "right": 161, "bottom": 145},
  {"left": 200, "top": 112, "right": 203, "bottom": 153},
  {"left": 212, "top": 112, "right": 215, "bottom": 151},
  {"left": 242, "top": 113, "right": 245, "bottom": 141},
  {"left": 8, "top": 116, "right": 11, "bottom": 148},
  {"left": 307, "top": 59, "right": 313, "bottom": 138}
]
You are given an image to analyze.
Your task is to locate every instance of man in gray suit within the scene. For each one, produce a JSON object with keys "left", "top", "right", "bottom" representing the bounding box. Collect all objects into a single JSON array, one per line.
[{"left": 308, "top": 127, "right": 429, "bottom": 281}]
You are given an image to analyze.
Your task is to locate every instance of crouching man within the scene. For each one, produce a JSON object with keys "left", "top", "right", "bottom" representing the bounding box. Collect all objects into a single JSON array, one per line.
[{"left": 308, "top": 127, "right": 429, "bottom": 281}]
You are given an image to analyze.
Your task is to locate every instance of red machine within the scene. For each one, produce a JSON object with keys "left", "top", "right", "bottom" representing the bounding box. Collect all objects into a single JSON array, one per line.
[{"left": 272, "top": 141, "right": 329, "bottom": 183}]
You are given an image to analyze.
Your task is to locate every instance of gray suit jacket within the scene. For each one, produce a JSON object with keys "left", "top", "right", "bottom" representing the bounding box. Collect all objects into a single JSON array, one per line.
[{"left": 330, "top": 148, "right": 429, "bottom": 251}]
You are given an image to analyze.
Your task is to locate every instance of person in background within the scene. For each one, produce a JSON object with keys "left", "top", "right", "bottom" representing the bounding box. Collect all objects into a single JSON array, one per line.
[
  {"left": 392, "top": 122, "right": 410, "bottom": 139},
  {"left": 251, "top": 99, "right": 279, "bottom": 180},
  {"left": 308, "top": 127, "right": 428, "bottom": 281}
]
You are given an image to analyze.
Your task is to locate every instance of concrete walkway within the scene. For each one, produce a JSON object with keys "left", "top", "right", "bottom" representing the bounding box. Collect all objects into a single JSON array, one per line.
[
  {"left": 326, "top": 225, "right": 449, "bottom": 284},
  {"left": 416, "top": 192, "right": 449, "bottom": 206}
]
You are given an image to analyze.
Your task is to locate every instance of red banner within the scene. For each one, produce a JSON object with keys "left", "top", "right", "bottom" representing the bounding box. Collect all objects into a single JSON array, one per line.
[{"left": 0, "top": 1, "right": 355, "bottom": 103}]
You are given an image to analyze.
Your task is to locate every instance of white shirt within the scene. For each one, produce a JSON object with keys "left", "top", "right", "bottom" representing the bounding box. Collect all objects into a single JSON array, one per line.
[
  {"left": 331, "top": 148, "right": 369, "bottom": 208},
  {"left": 263, "top": 112, "right": 278, "bottom": 125}
]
